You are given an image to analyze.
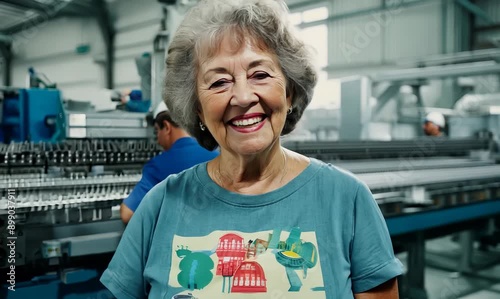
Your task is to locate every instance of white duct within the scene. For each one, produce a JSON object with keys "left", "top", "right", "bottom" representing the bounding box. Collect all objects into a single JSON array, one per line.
[{"left": 454, "top": 93, "right": 500, "bottom": 114}]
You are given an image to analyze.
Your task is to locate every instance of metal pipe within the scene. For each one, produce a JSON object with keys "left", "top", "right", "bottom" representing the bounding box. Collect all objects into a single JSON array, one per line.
[{"left": 371, "top": 61, "right": 500, "bottom": 82}]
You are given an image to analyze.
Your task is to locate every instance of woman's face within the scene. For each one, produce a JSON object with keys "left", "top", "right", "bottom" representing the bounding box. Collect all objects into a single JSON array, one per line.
[{"left": 197, "top": 36, "right": 291, "bottom": 156}]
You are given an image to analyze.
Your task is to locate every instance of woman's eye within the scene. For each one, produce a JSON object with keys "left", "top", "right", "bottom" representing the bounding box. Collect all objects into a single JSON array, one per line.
[
  {"left": 253, "top": 72, "right": 270, "bottom": 80},
  {"left": 209, "top": 79, "right": 229, "bottom": 89}
]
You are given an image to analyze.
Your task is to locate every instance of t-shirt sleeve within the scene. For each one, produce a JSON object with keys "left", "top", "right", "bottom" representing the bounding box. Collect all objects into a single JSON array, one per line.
[
  {"left": 350, "top": 182, "right": 403, "bottom": 293},
  {"left": 123, "top": 161, "right": 158, "bottom": 212},
  {"left": 100, "top": 182, "right": 165, "bottom": 299}
]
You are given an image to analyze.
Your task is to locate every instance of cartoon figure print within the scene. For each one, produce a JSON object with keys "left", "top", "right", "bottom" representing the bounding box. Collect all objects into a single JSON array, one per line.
[{"left": 171, "top": 227, "right": 324, "bottom": 298}]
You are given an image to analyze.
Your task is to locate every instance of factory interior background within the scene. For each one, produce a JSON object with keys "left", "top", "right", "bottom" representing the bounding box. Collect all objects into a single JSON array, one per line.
[{"left": 1, "top": 0, "right": 500, "bottom": 298}]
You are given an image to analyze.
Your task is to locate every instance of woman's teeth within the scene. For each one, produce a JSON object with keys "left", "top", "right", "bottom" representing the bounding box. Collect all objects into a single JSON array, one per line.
[{"left": 232, "top": 117, "right": 263, "bottom": 127}]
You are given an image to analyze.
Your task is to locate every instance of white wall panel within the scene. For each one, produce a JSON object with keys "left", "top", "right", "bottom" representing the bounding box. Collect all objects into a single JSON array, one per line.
[
  {"left": 475, "top": 0, "right": 500, "bottom": 49},
  {"left": 0, "top": 56, "right": 4, "bottom": 85},
  {"left": 330, "top": 14, "right": 383, "bottom": 65},
  {"left": 328, "top": 1, "right": 444, "bottom": 67},
  {"left": 113, "top": 59, "right": 142, "bottom": 90},
  {"left": 115, "top": 45, "right": 152, "bottom": 61},
  {"left": 384, "top": 1, "right": 442, "bottom": 61},
  {"left": 477, "top": 0, "right": 500, "bottom": 24},
  {"left": 332, "top": 0, "right": 381, "bottom": 16},
  {"left": 12, "top": 17, "right": 102, "bottom": 61},
  {"left": 115, "top": 26, "right": 158, "bottom": 49},
  {"left": 10, "top": 17, "right": 105, "bottom": 93},
  {"left": 12, "top": 55, "right": 102, "bottom": 89},
  {"left": 112, "top": 0, "right": 163, "bottom": 31},
  {"left": 110, "top": 0, "right": 163, "bottom": 90}
]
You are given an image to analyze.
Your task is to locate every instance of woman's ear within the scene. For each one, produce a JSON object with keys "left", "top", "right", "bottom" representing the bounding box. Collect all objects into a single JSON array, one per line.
[
  {"left": 197, "top": 109, "right": 205, "bottom": 125},
  {"left": 286, "top": 86, "right": 293, "bottom": 107}
]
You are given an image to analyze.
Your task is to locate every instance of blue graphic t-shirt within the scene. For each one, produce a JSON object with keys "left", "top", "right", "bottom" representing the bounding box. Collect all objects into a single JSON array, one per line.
[{"left": 101, "top": 158, "right": 403, "bottom": 298}]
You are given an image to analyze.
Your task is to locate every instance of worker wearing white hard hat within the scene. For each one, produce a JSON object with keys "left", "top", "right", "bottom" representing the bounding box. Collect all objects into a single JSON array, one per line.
[
  {"left": 153, "top": 101, "right": 168, "bottom": 119},
  {"left": 120, "top": 101, "right": 219, "bottom": 223},
  {"left": 423, "top": 112, "right": 445, "bottom": 137}
]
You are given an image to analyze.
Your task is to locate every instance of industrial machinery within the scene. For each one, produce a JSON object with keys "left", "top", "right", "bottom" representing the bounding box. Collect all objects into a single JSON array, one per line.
[
  {"left": 0, "top": 139, "right": 161, "bottom": 298},
  {"left": 0, "top": 73, "right": 160, "bottom": 299},
  {"left": 0, "top": 87, "right": 153, "bottom": 143},
  {"left": 0, "top": 88, "right": 65, "bottom": 143},
  {"left": 0, "top": 3, "right": 169, "bottom": 296}
]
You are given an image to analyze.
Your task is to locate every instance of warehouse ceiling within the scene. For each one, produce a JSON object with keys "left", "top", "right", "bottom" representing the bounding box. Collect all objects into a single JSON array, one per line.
[
  {"left": 0, "top": 0, "right": 321, "bottom": 34},
  {"left": 0, "top": 0, "right": 96, "bottom": 35}
]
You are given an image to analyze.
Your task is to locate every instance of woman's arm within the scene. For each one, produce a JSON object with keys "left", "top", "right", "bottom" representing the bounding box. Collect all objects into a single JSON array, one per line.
[{"left": 354, "top": 278, "right": 399, "bottom": 299}]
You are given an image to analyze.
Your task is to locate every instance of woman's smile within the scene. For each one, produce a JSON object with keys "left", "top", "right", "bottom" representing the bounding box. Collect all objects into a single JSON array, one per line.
[{"left": 227, "top": 113, "right": 268, "bottom": 133}]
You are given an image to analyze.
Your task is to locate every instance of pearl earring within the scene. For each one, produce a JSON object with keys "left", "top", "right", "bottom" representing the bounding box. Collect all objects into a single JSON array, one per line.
[{"left": 199, "top": 122, "right": 206, "bottom": 131}]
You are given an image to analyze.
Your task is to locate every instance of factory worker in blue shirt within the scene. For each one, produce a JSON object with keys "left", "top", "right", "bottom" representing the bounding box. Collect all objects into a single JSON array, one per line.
[
  {"left": 120, "top": 102, "right": 219, "bottom": 223},
  {"left": 120, "top": 89, "right": 151, "bottom": 113}
]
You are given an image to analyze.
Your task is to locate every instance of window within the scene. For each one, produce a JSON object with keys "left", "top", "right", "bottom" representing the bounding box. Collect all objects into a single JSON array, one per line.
[
  {"left": 291, "top": 5, "right": 331, "bottom": 109},
  {"left": 302, "top": 7, "right": 328, "bottom": 23}
]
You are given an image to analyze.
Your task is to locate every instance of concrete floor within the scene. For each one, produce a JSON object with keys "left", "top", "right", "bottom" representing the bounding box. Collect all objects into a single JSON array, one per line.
[{"left": 398, "top": 236, "right": 500, "bottom": 299}]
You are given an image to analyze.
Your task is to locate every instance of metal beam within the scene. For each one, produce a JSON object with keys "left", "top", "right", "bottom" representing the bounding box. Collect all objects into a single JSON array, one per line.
[
  {"left": 0, "top": 34, "right": 12, "bottom": 44},
  {"left": 3, "top": 13, "right": 51, "bottom": 35},
  {"left": 0, "top": 0, "right": 48, "bottom": 12},
  {"left": 0, "top": 44, "right": 12, "bottom": 86},
  {"left": 1, "top": 0, "right": 83, "bottom": 34},
  {"left": 298, "top": 0, "right": 432, "bottom": 29},
  {"left": 61, "top": 0, "right": 96, "bottom": 16},
  {"left": 475, "top": 23, "right": 500, "bottom": 33},
  {"left": 59, "top": 6, "right": 95, "bottom": 17},
  {"left": 93, "top": 0, "right": 115, "bottom": 89},
  {"left": 397, "top": 49, "right": 500, "bottom": 67},
  {"left": 371, "top": 61, "right": 500, "bottom": 83},
  {"left": 455, "top": 0, "right": 494, "bottom": 25},
  {"left": 0, "top": 0, "right": 94, "bottom": 21},
  {"left": 373, "top": 84, "right": 401, "bottom": 116},
  {"left": 2, "top": 2, "right": 56, "bottom": 35},
  {"left": 287, "top": 0, "right": 329, "bottom": 12}
]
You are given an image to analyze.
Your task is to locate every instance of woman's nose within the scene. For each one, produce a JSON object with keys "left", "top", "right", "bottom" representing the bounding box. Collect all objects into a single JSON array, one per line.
[{"left": 230, "top": 79, "right": 258, "bottom": 107}]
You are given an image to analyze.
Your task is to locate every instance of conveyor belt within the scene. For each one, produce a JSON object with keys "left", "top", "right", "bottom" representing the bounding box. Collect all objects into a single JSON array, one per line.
[
  {"left": 0, "top": 139, "right": 162, "bottom": 167},
  {"left": 358, "top": 165, "right": 500, "bottom": 190},
  {"left": 0, "top": 191, "right": 128, "bottom": 211},
  {"left": 387, "top": 199, "right": 500, "bottom": 236},
  {"left": 333, "top": 157, "right": 494, "bottom": 173},
  {"left": 284, "top": 137, "right": 491, "bottom": 160},
  {"left": 0, "top": 173, "right": 140, "bottom": 189}
]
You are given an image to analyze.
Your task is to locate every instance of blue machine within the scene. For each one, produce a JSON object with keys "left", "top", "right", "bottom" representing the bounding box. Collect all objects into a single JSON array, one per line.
[
  {"left": 3, "top": 269, "right": 114, "bottom": 299},
  {"left": 1, "top": 88, "right": 66, "bottom": 143}
]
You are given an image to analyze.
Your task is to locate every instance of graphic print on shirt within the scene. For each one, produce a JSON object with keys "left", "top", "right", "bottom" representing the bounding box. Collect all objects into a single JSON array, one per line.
[{"left": 169, "top": 228, "right": 326, "bottom": 298}]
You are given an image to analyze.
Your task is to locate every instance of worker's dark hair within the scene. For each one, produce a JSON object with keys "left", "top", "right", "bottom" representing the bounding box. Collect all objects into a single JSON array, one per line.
[{"left": 155, "top": 111, "right": 180, "bottom": 129}]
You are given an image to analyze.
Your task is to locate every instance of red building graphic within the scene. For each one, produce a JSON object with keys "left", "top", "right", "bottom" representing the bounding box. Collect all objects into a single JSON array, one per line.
[
  {"left": 231, "top": 261, "right": 267, "bottom": 293},
  {"left": 216, "top": 233, "right": 246, "bottom": 276}
]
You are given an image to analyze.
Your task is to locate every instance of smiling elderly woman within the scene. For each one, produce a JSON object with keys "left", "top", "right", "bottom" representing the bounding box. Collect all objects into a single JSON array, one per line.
[{"left": 101, "top": 0, "right": 403, "bottom": 298}]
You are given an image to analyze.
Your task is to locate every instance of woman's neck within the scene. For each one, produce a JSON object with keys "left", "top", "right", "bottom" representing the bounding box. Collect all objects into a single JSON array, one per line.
[{"left": 210, "top": 146, "right": 289, "bottom": 194}]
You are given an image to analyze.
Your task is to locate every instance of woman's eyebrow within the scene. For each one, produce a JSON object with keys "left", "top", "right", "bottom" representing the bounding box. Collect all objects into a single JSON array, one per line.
[
  {"left": 248, "top": 59, "right": 275, "bottom": 71},
  {"left": 203, "top": 67, "right": 229, "bottom": 83}
]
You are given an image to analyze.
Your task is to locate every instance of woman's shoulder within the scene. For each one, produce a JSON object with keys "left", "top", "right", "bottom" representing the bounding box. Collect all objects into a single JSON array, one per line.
[
  {"left": 137, "top": 164, "right": 205, "bottom": 217},
  {"left": 157, "top": 162, "right": 208, "bottom": 193},
  {"left": 167, "top": 161, "right": 205, "bottom": 181},
  {"left": 310, "top": 157, "right": 365, "bottom": 187}
]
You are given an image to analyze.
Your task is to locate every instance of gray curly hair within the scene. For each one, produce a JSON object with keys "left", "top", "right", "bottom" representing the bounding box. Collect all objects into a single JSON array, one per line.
[{"left": 164, "top": 0, "right": 317, "bottom": 150}]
